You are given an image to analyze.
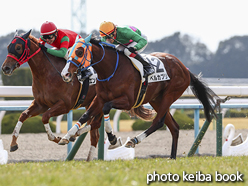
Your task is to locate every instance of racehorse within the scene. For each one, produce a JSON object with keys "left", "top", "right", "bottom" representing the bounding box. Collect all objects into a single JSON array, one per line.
[
  {"left": 59, "top": 34, "right": 220, "bottom": 159},
  {"left": 1, "top": 30, "right": 103, "bottom": 161}
]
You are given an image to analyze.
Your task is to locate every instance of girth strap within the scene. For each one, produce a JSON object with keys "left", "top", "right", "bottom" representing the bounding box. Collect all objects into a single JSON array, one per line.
[
  {"left": 132, "top": 76, "right": 148, "bottom": 108},
  {"left": 73, "top": 78, "right": 90, "bottom": 109}
]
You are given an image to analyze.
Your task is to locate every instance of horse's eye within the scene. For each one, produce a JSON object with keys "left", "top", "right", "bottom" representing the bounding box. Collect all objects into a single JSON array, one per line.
[
  {"left": 15, "top": 44, "right": 22, "bottom": 54},
  {"left": 16, "top": 46, "right": 21, "bottom": 51},
  {"left": 75, "top": 47, "right": 84, "bottom": 57}
]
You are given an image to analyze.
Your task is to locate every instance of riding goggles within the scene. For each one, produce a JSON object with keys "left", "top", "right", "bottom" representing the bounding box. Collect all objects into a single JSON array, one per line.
[
  {"left": 104, "top": 32, "right": 115, "bottom": 39},
  {"left": 43, "top": 34, "right": 55, "bottom": 40}
]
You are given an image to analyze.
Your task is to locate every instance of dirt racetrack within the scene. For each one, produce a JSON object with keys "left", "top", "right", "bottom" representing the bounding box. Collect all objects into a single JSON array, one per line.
[{"left": 1, "top": 129, "right": 248, "bottom": 163}]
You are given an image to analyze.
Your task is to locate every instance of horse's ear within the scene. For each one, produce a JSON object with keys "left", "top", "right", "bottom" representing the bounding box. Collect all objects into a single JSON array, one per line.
[
  {"left": 22, "top": 29, "right": 32, "bottom": 39},
  {"left": 85, "top": 33, "right": 92, "bottom": 43},
  {"left": 14, "top": 30, "right": 18, "bottom": 37}
]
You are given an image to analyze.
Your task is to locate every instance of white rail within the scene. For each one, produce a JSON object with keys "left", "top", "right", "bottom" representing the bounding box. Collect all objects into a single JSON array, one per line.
[
  {"left": 1, "top": 86, "right": 248, "bottom": 134},
  {"left": 0, "top": 86, "right": 33, "bottom": 97},
  {"left": 1, "top": 86, "right": 248, "bottom": 97}
]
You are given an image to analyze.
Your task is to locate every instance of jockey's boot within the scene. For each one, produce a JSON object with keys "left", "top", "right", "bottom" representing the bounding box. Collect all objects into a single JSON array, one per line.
[
  {"left": 81, "top": 68, "right": 93, "bottom": 81},
  {"left": 134, "top": 53, "right": 155, "bottom": 77}
]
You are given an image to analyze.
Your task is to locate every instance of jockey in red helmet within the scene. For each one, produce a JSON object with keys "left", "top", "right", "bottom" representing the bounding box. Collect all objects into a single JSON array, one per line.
[{"left": 39, "top": 21, "right": 92, "bottom": 81}]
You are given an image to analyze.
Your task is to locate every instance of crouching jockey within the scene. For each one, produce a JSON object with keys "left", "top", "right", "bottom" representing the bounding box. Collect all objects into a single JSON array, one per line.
[
  {"left": 39, "top": 21, "right": 92, "bottom": 81},
  {"left": 99, "top": 21, "right": 155, "bottom": 77}
]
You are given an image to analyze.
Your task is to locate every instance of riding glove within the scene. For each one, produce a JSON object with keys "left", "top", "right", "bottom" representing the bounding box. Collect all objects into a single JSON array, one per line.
[
  {"left": 39, "top": 43, "right": 48, "bottom": 52},
  {"left": 128, "top": 47, "right": 137, "bottom": 53}
]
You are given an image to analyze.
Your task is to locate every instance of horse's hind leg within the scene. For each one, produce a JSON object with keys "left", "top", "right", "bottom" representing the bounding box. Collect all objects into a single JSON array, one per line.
[
  {"left": 125, "top": 97, "right": 179, "bottom": 159},
  {"left": 87, "top": 126, "right": 99, "bottom": 161},
  {"left": 10, "top": 100, "right": 46, "bottom": 152},
  {"left": 163, "top": 113, "right": 179, "bottom": 159},
  {"left": 125, "top": 111, "right": 167, "bottom": 148},
  {"left": 150, "top": 100, "right": 179, "bottom": 159}
]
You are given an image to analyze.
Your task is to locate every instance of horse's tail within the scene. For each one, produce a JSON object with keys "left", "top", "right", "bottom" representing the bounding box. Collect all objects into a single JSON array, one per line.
[
  {"left": 127, "top": 105, "right": 156, "bottom": 121},
  {"left": 189, "top": 71, "right": 219, "bottom": 122}
]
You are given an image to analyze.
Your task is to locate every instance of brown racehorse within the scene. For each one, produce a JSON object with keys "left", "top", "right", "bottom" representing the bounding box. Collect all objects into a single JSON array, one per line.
[
  {"left": 60, "top": 35, "right": 219, "bottom": 159},
  {"left": 1, "top": 30, "right": 103, "bottom": 161}
]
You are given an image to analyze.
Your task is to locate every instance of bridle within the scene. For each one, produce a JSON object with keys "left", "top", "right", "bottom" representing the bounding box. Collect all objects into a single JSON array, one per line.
[
  {"left": 67, "top": 38, "right": 119, "bottom": 82},
  {"left": 7, "top": 36, "right": 41, "bottom": 66}
]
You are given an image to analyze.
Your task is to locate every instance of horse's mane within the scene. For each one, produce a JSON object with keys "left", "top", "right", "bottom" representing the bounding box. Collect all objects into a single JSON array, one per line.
[
  {"left": 27, "top": 34, "right": 66, "bottom": 63},
  {"left": 28, "top": 35, "right": 40, "bottom": 45},
  {"left": 90, "top": 36, "right": 124, "bottom": 55}
]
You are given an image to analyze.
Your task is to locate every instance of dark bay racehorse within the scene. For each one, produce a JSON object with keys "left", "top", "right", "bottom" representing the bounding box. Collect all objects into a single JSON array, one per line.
[
  {"left": 59, "top": 35, "right": 219, "bottom": 159},
  {"left": 1, "top": 30, "right": 101, "bottom": 161}
]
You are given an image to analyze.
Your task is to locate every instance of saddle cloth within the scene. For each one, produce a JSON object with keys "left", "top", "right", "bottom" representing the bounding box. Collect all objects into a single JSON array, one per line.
[
  {"left": 131, "top": 54, "right": 170, "bottom": 83},
  {"left": 129, "top": 54, "right": 170, "bottom": 108}
]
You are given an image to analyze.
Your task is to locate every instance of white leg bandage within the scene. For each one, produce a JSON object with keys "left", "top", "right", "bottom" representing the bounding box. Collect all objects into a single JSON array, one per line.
[
  {"left": 77, "top": 125, "right": 91, "bottom": 136},
  {"left": 74, "top": 121, "right": 82, "bottom": 130},
  {"left": 87, "top": 145, "right": 96, "bottom": 161},
  {"left": 44, "top": 123, "right": 55, "bottom": 141},
  {"left": 13, "top": 121, "right": 23, "bottom": 138},
  {"left": 136, "top": 132, "right": 147, "bottom": 143},
  {"left": 104, "top": 114, "right": 112, "bottom": 133},
  {"left": 63, "top": 124, "right": 79, "bottom": 140}
]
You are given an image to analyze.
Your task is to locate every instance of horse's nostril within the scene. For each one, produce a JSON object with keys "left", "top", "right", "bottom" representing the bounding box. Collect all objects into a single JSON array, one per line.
[
  {"left": 2, "top": 66, "right": 10, "bottom": 73},
  {"left": 65, "top": 73, "right": 70, "bottom": 77}
]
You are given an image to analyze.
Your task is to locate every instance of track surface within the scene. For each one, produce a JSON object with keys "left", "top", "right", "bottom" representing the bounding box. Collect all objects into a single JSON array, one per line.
[{"left": 2, "top": 129, "right": 247, "bottom": 163}]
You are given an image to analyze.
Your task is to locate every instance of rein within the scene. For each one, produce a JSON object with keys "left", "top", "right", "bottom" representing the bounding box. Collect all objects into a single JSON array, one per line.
[
  {"left": 42, "top": 50, "right": 62, "bottom": 77},
  {"left": 7, "top": 36, "right": 41, "bottom": 65},
  {"left": 97, "top": 42, "right": 119, "bottom": 82}
]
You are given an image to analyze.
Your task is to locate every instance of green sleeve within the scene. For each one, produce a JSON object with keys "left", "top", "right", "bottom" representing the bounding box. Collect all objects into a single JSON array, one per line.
[
  {"left": 117, "top": 27, "right": 147, "bottom": 51},
  {"left": 47, "top": 47, "right": 67, "bottom": 58},
  {"left": 47, "top": 36, "right": 69, "bottom": 58},
  {"left": 128, "top": 32, "right": 147, "bottom": 51}
]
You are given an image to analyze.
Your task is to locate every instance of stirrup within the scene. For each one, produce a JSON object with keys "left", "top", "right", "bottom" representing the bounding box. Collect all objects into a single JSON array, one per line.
[{"left": 143, "top": 67, "right": 155, "bottom": 77}]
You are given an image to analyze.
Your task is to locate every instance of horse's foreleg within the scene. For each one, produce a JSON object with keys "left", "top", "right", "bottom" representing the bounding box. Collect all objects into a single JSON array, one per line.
[
  {"left": 10, "top": 100, "right": 45, "bottom": 152},
  {"left": 10, "top": 121, "right": 23, "bottom": 152},
  {"left": 76, "top": 112, "right": 103, "bottom": 136},
  {"left": 103, "top": 102, "right": 117, "bottom": 145},
  {"left": 59, "top": 96, "right": 103, "bottom": 145},
  {"left": 102, "top": 97, "right": 132, "bottom": 146},
  {"left": 41, "top": 101, "right": 69, "bottom": 143}
]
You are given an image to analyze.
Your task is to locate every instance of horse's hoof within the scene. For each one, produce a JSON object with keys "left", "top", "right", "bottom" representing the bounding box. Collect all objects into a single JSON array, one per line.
[
  {"left": 125, "top": 140, "right": 135, "bottom": 148},
  {"left": 10, "top": 144, "right": 18, "bottom": 152},
  {"left": 69, "top": 136, "right": 76, "bottom": 142},
  {"left": 53, "top": 137, "right": 62, "bottom": 144},
  {"left": 109, "top": 136, "right": 117, "bottom": 145},
  {"left": 58, "top": 139, "right": 69, "bottom": 145}
]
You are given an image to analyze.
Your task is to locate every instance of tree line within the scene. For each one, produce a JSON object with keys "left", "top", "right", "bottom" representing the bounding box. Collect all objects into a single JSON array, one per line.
[{"left": 1, "top": 30, "right": 248, "bottom": 78}]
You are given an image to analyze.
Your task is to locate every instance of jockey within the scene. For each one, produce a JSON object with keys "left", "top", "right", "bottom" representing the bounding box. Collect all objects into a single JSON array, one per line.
[
  {"left": 39, "top": 21, "right": 92, "bottom": 81},
  {"left": 99, "top": 21, "right": 155, "bottom": 77}
]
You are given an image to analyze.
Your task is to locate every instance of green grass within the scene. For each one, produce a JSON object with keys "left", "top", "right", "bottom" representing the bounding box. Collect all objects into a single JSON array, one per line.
[{"left": 1, "top": 156, "right": 248, "bottom": 186}]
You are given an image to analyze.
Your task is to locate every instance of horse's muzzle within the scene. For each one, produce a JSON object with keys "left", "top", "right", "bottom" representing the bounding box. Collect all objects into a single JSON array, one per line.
[
  {"left": 62, "top": 72, "right": 73, "bottom": 83},
  {"left": 1, "top": 61, "right": 20, "bottom": 76},
  {"left": 2, "top": 65, "right": 13, "bottom": 75}
]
